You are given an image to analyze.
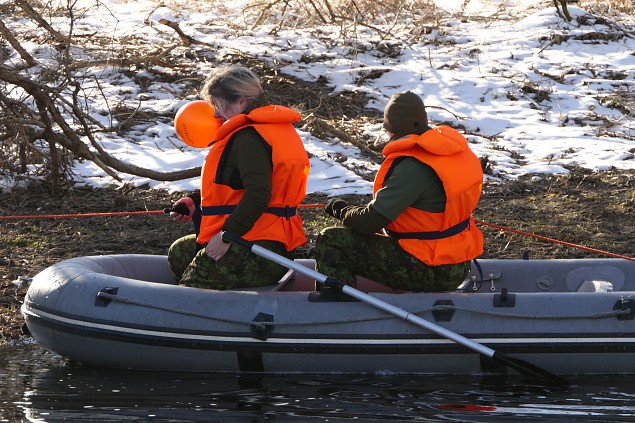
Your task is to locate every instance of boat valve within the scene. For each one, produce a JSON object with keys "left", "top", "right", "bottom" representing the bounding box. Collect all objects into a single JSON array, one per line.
[
  {"left": 471, "top": 276, "right": 478, "bottom": 291},
  {"left": 489, "top": 273, "right": 496, "bottom": 292}
]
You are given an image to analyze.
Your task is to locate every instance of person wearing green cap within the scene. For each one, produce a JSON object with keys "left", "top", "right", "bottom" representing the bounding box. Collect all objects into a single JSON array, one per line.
[{"left": 313, "top": 91, "right": 484, "bottom": 292}]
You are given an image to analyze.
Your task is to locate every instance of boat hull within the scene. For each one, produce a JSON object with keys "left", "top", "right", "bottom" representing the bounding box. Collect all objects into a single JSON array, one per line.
[{"left": 22, "top": 254, "right": 635, "bottom": 375}]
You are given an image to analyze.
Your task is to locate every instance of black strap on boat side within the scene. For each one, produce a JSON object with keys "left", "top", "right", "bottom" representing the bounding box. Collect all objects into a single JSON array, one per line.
[
  {"left": 201, "top": 205, "right": 297, "bottom": 219},
  {"left": 236, "top": 351, "right": 265, "bottom": 372},
  {"left": 385, "top": 217, "right": 470, "bottom": 240},
  {"left": 251, "top": 312, "right": 274, "bottom": 341},
  {"left": 473, "top": 258, "right": 484, "bottom": 284}
]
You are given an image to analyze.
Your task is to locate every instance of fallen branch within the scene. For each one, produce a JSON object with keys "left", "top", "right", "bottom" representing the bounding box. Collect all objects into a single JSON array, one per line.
[
  {"left": 66, "top": 48, "right": 182, "bottom": 71},
  {"left": 158, "top": 18, "right": 206, "bottom": 46},
  {"left": 15, "top": 0, "right": 68, "bottom": 44},
  {"left": 0, "top": 66, "right": 202, "bottom": 183},
  {"left": 553, "top": 0, "right": 573, "bottom": 22},
  {"left": 0, "top": 19, "right": 37, "bottom": 66}
]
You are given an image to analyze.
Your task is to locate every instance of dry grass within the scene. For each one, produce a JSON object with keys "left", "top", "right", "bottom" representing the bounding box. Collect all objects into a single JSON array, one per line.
[
  {"left": 579, "top": 0, "right": 635, "bottom": 15},
  {"left": 244, "top": 0, "right": 635, "bottom": 32}
]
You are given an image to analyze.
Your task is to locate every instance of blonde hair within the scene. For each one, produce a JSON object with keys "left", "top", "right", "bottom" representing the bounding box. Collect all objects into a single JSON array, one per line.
[{"left": 200, "top": 65, "right": 262, "bottom": 104}]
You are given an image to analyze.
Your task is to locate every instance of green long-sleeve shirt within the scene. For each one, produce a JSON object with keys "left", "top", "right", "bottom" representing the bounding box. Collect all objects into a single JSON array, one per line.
[
  {"left": 218, "top": 127, "right": 273, "bottom": 236},
  {"left": 339, "top": 157, "right": 446, "bottom": 234}
]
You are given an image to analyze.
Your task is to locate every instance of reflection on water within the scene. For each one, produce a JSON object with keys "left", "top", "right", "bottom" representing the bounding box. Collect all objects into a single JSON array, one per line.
[{"left": 2, "top": 344, "right": 635, "bottom": 422}]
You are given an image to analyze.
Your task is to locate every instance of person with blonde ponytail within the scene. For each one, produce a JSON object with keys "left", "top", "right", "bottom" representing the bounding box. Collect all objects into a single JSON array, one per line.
[{"left": 169, "top": 65, "right": 310, "bottom": 289}]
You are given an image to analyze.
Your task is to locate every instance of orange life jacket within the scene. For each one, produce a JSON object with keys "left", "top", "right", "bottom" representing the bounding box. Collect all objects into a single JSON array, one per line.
[
  {"left": 373, "top": 126, "right": 484, "bottom": 265},
  {"left": 198, "top": 105, "right": 310, "bottom": 251}
]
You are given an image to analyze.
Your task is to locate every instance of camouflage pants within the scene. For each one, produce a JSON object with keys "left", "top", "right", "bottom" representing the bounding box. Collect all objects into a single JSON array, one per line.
[
  {"left": 168, "top": 234, "right": 290, "bottom": 290},
  {"left": 312, "top": 227, "right": 470, "bottom": 292}
]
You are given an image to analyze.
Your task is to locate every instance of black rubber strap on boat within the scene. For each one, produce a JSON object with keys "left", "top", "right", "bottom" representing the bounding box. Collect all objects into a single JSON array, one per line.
[
  {"left": 236, "top": 351, "right": 265, "bottom": 372},
  {"left": 385, "top": 218, "right": 470, "bottom": 240},
  {"left": 201, "top": 205, "right": 297, "bottom": 219},
  {"left": 473, "top": 258, "right": 484, "bottom": 284}
]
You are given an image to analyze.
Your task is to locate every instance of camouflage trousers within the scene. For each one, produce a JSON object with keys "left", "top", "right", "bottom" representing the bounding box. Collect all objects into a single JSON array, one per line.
[
  {"left": 168, "top": 234, "right": 290, "bottom": 290},
  {"left": 312, "top": 227, "right": 470, "bottom": 292}
]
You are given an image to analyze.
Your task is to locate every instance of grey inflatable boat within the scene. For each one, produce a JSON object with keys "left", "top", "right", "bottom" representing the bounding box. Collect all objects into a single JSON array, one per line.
[{"left": 21, "top": 254, "right": 635, "bottom": 375}]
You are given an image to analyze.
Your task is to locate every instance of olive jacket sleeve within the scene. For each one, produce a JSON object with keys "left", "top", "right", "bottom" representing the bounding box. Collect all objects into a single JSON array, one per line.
[
  {"left": 339, "top": 157, "right": 446, "bottom": 234},
  {"left": 219, "top": 127, "right": 273, "bottom": 236}
]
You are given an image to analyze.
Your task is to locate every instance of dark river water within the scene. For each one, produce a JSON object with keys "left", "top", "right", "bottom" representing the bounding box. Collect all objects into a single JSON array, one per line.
[{"left": 3, "top": 343, "right": 635, "bottom": 422}]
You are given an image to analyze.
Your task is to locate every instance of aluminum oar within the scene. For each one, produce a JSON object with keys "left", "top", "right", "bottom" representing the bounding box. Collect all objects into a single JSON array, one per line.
[{"left": 222, "top": 231, "right": 569, "bottom": 386}]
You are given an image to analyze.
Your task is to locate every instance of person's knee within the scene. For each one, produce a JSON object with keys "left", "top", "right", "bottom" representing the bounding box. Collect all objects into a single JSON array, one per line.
[
  {"left": 317, "top": 226, "right": 355, "bottom": 244},
  {"left": 315, "top": 227, "right": 362, "bottom": 273},
  {"left": 315, "top": 227, "right": 347, "bottom": 257},
  {"left": 168, "top": 234, "right": 198, "bottom": 281}
]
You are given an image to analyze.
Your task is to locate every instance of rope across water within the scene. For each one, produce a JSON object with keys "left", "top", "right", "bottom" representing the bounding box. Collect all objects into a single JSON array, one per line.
[{"left": 2, "top": 204, "right": 633, "bottom": 261}]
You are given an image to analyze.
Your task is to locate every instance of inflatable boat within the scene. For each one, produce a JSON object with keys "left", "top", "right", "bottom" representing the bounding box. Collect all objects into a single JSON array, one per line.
[{"left": 21, "top": 251, "right": 635, "bottom": 378}]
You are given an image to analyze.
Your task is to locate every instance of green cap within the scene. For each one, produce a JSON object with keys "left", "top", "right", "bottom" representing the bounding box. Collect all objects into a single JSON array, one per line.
[{"left": 383, "top": 91, "right": 428, "bottom": 136}]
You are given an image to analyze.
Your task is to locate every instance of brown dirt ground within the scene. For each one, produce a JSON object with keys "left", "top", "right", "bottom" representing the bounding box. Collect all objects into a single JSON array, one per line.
[{"left": 2, "top": 167, "right": 634, "bottom": 345}]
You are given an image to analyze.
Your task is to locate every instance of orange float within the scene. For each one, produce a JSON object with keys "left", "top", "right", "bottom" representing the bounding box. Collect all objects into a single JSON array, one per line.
[{"left": 174, "top": 100, "right": 221, "bottom": 148}]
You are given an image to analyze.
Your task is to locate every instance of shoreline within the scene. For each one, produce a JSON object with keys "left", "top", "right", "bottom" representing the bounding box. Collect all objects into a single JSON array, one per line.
[{"left": 2, "top": 168, "right": 634, "bottom": 345}]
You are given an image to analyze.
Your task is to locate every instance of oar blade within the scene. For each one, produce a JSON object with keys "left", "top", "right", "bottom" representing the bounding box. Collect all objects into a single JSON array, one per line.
[{"left": 493, "top": 352, "right": 569, "bottom": 386}]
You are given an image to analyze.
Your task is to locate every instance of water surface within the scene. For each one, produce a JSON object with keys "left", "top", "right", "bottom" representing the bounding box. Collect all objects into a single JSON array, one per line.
[{"left": 2, "top": 344, "right": 635, "bottom": 422}]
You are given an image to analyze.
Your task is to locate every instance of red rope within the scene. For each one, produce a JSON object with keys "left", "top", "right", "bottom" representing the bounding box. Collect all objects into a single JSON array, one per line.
[
  {"left": 0, "top": 210, "right": 165, "bottom": 219},
  {"left": 0, "top": 204, "right": 325, "bottom": 219},
  {"left": 298, "top": 203, "right": 326, "bottom": 209},
  {"left": 2, "top": 204, "right": 633, "bottom": 262},
  {"left": 474, "top": 219, "right": 635, "bottom": 262}
]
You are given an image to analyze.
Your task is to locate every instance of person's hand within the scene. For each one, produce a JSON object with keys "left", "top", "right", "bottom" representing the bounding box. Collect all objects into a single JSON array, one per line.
[
  {"left": 324, "top": 198, "right": 348, "bottom": 220},
  {"left": 205, "top": 232, "right": 231, "bottom": 261},
  {"left": 170, "top": 197, "right": 195, "bottom": 223}
]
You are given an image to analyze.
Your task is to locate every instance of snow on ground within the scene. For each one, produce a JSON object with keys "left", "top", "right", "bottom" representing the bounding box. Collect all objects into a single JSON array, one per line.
[{"left": 2, "top": 0, "right": 634, "bottom": 195}]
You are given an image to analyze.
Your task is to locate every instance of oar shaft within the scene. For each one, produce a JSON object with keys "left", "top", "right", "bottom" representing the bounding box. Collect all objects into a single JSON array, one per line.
[
  {"left": 250, "top": 243, "right": 328, "bottom": 283},
  {"left": 243, "top": 237, "right": 495, "bottom": 358},
  {"left": 338, "top": 284, "right": 496, "bottom": 358},
  {"left": 222, "top": 231, "right": 566, "bottom": 385}
]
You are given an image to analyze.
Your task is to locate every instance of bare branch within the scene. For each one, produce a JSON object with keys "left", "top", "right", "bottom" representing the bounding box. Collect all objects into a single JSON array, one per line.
[
  {"left": 158, "top": 18, "right": 207, "bottom": 46},
  {"left": 553, "top": 0, "right": 573, "bottom": 22},
  {"left": 14, "top": 0, "right": 68, "bottom": 44},
  {"left": 0, "top": 19, "right": 37, "bottom": 66},
  {"left": 1, "top": 65, "right": 203, "bottom": 183}
]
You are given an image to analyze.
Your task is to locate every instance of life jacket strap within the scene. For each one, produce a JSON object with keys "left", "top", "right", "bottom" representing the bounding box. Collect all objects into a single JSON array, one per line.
[
  {"left": 200, "top": 205, "right": 297, "bottom": 219},
  {"left": 386, "top": 217, "right": 470, "bottom": 240}
]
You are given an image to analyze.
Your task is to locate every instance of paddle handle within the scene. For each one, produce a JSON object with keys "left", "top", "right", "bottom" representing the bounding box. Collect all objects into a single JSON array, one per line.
[
  {"left": 221, "top": 231, "right": 495, "bottom": 358},
  {"left": 222, "top": 231, "right": 333, "bottom": 285}
]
